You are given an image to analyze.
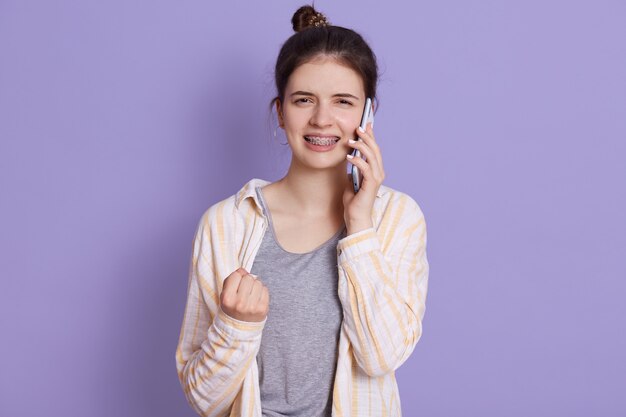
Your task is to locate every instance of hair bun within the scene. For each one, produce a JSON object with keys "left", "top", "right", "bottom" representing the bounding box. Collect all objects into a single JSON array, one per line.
[{"left": 292, "top": 5, "right": 330, "bottom": 32}]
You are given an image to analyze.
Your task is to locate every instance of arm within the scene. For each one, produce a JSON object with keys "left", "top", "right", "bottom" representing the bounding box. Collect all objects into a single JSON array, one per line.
[
  {"left": 336, "top": 194, "right": 429, "bottom": 377},
  {"left": 175, "top": 210, "right": 266, "bottom": 417}
]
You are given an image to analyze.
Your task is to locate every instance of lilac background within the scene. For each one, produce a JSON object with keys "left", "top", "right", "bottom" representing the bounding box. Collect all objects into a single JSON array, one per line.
[{"left": 1, "top": 0, "right": 625, "bottom": 416}]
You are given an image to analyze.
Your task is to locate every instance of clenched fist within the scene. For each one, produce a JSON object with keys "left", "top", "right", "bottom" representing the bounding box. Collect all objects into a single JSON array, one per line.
[{"left": 220, "top": 267, "right": 270, "bottom": 323}]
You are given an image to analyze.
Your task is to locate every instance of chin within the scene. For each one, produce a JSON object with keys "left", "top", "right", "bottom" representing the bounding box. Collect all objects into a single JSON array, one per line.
[{"left": 298, "top": 154, "right": 348, "bottom": 171}]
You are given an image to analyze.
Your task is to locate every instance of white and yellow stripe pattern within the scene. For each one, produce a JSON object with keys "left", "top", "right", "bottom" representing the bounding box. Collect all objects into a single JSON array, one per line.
[{"left": 175, "top": 178, "right": 429, "bottom": 416}]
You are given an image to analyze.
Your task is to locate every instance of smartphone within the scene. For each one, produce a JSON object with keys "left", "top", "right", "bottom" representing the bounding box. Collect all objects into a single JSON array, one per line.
[{"left": 350, "top": 97, "right": 374, "bottom": 193}]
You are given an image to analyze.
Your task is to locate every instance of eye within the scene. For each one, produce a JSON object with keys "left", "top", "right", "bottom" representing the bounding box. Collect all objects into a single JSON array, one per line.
[
  {"left": 338, "top": 99, "right": 353, "bottom": 105},
  {"left": 295, "top": 97, "right": 313, "bottom": 104}
]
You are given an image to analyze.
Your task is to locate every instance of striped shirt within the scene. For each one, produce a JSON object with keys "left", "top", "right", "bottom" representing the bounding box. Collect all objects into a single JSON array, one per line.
[{"left": 175, "top": 178, "right": 429, "bottom": 417}]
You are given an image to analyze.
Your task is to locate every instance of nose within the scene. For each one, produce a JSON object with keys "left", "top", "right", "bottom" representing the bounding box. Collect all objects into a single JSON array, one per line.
[{"left": 309, "top": 102, "right": 333, "bottom": 127}]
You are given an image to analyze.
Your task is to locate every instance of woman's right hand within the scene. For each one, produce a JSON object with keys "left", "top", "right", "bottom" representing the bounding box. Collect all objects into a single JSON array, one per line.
[{"left": 220, "top": 267, "right": 270, "bottom": 323}]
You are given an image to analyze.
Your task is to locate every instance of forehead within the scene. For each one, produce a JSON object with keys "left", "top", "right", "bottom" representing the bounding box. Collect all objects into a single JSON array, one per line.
[{"left": 286, "top": 57, "right": 365, "bottom": 98}]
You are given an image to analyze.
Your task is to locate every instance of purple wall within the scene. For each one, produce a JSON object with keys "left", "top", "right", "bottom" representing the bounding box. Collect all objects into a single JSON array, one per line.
[{"left": 1, "top": 1, "right": 625, "bottom": 416}]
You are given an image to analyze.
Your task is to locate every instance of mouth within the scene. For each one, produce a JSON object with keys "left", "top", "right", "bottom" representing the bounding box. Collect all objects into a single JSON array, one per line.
[{"left": 304, "top": 135, "right": 341, "bottom": 146}]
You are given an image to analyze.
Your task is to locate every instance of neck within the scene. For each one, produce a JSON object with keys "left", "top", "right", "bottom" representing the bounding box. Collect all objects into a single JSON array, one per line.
[{"left": 275, "top": 159, "right": 348, "bottom": 217}]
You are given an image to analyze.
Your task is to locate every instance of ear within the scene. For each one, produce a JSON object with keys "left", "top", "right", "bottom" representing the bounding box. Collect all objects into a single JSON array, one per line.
[{"left": 275, "top": 99, "right": 285, "bottom": 128}]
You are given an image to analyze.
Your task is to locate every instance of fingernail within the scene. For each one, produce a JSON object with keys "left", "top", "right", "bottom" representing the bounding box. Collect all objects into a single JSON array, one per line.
[
  {"left": 349, "top": 139, "right": 356, "bottom": 144},
  {"left": 358, "top": 126, "right": 365, "bottom": 133},
  {"left": 346, "top": 154, "right": 354, "bottom": 159}
]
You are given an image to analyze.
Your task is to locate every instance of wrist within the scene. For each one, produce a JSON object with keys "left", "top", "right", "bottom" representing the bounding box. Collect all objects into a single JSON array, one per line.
[{"left": 346, "top": 219, "right": 373, "bottom": 235}]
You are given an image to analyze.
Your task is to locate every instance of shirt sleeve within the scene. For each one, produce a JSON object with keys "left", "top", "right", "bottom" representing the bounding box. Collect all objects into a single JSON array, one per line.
[
  {"left": 336, "top": 194, "right": 429, "bottom": 377},
  {"left": 175, "top": 209, "right": 266, "bottom": 417}
]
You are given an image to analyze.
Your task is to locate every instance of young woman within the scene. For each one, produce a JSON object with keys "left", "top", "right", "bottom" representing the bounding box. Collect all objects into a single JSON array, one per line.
[{"left": 175, "top": 5, "right": 429, "bottom": 417}]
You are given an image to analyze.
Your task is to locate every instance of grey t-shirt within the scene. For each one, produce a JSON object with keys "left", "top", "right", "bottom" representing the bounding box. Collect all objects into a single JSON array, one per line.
[{"left": 250, "top": 186, "right": 346, "bottom": 417}]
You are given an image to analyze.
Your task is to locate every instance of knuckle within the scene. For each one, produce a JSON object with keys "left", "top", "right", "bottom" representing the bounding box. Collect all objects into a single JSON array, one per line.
[
  {"left": 221, "top": 295, "right": 234, "bottom": 308},
  {"left": 220, "top": 287, "right": 232, "bottom": 299}
]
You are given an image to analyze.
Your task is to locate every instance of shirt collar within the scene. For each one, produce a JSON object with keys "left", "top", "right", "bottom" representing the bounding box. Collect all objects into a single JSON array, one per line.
[
  {"left": 235, "top": 178, "right": 271, "bottom": 210},
  {"left": 235, "top": 178, "right": 388, "bottom": 212}
]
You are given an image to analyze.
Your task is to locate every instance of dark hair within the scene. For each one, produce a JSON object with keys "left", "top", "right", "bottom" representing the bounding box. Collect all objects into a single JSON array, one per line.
[{"left": 271, "top": 5, "right": 378, "bottom": 109}]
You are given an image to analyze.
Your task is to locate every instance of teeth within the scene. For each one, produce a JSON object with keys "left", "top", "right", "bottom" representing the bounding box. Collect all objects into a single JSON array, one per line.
[{"left": 305, "top": 136, "right": 339, "bottom": 146}]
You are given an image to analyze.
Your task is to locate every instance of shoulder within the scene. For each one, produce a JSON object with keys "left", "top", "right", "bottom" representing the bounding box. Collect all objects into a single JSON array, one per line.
[
  {"left": 195, "top": 178, "right": 269, "bottom": 233},
  {"left": 374, "top": 184, "right": 428, "bottom": 252},
  {"left": 376, "top": 183, "right": 426, "bottom": 223}
]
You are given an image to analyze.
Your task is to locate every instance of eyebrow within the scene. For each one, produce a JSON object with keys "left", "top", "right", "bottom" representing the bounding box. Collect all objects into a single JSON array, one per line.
[{"left": 290, "top": 91, "right": 361, "bottom": 100}]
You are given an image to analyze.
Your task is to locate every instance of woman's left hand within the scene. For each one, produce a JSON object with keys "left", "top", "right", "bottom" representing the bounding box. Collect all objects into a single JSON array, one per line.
[{"left": 343, "top": 122, "right": 385, "bottom": 235}]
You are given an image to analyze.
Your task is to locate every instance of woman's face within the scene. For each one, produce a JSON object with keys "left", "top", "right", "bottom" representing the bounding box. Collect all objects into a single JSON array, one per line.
[{"left": 277, "top": 56, "right": 367, "bottom": 170}]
